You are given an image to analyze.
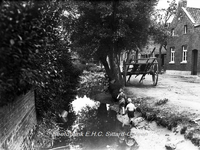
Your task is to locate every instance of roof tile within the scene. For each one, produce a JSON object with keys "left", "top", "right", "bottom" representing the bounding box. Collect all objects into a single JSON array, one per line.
[{"left": 186, "top": 7, "right": 200, "bottom": 25}]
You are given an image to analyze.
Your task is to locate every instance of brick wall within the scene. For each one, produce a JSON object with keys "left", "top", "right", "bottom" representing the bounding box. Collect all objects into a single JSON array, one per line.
[
  {"left": 0, "top": 90, "right": 37, "bottom": 150},
  {"left": 166, "top": 7, "right": 200, "bottom": 74}
]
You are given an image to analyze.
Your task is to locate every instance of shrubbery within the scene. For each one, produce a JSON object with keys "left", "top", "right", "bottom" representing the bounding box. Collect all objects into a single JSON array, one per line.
[
  {"left": 0, "top": 1, "right": 81, "bottom": 115},
  {"left": 77, "top": 69, "right": 107, "bottom": 98}
]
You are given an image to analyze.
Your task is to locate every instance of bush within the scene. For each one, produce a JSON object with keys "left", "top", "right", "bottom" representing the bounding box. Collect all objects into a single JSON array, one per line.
[
  {"left": 77, "top": 69, "right": 106, "bottom": 98},
  {"left": 0, "top": 1, "right": 81, "bottom": 117}
]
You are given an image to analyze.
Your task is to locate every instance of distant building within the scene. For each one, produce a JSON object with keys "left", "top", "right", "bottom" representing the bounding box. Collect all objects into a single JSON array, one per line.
[
  {"left": 166, "top": 0, "right": 200, "bottom": 75},
  {"left": 140, "top": 40, "right": 166, "bottom": 69},
  {"left": 119, "top": 41, "right": 166, "bottom": 73}
]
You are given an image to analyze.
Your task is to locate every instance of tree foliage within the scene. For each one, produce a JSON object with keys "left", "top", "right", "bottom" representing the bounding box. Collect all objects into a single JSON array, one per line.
[
  {"left": 149, "top": 0, "right": 177, "bottom": 72},
  {"left": 71, "top": 0, "right": 158, "bottom": 83},
  {"left": 0, "top": 1, "right": 81, "bottom": 115},
  {"left": 77, "top": 68, "right": 108, "bottom": 98},
  {"left": 150, "top": 0, "right": 177, "bottom": 47}
]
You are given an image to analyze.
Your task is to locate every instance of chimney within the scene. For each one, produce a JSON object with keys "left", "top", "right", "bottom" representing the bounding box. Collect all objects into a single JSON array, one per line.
[{"left": 178, "top": 0, "right": 187, "bottom": 8}]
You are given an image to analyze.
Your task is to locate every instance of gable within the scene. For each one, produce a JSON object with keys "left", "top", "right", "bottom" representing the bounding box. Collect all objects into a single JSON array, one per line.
[
  {"left": 171, "top": 6, "right": 200, "bottom": 28},
  {"left": 182, "top": 7, "right": 195, "bottom": 23},
  {"left": 171, "top": 7, "right": 194, "bottom": 28},
  {"left": 186, "top": 7, "right": 200, "bottom": 26}
]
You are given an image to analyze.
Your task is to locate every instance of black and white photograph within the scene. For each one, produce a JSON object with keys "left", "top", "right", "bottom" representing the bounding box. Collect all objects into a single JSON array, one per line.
[{"left": 0, "top": 0, "right": 200, "bottom": 149}]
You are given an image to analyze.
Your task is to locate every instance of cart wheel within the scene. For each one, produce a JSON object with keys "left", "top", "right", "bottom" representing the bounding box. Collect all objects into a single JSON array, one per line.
[{"left": 152, "top": 63, "right": 158, "bottom": 86}]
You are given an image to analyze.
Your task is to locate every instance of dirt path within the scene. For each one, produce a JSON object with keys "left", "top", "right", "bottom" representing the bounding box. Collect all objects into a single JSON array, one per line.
[{"left": 125, "top": 73, "right": 200, "bottom": 120}]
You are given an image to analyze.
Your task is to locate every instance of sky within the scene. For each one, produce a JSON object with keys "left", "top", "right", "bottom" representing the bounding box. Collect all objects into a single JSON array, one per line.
[{"left": 156, "top": 0, "right": 200, "bottom": 9}]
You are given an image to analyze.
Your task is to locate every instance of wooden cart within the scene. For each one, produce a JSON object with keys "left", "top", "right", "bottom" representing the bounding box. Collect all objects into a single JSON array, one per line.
[{"left": 123, "top": 57, "right": 158, "bottom": 86}]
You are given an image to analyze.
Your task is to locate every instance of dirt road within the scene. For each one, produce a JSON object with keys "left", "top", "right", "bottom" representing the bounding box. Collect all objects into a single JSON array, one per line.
[{"left": 125, "top": 73, "right": 200, "bottom": 122}]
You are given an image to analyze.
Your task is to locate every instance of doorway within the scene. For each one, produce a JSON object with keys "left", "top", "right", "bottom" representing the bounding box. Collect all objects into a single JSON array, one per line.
[{"left": 191, "top": 50, "right": 198, "bottom": 75}]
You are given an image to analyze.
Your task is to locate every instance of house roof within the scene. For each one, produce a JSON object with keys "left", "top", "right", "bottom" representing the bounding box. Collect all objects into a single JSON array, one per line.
[
  {"left": 182, "top": 7, "right": 200, "bottom": 26},
  {"left": 140, "top": 43, "right": 166, "bottom": 55}
]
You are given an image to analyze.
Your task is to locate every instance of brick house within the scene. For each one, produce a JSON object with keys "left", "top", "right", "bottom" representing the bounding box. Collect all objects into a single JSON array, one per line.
[{"left": 166, "top": 0, "right": 200, "bottom": 75}]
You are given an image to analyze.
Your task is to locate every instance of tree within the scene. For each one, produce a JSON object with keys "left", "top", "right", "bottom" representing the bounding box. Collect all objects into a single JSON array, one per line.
[
  {"left": 70, "top": 0, "right": 158, "bottom": 89},
  {"left": 150, "top": 0, "right": 177, "bottom": 72},
  {"left": 0, "top": 1, "right": 81, "bottom": 116}
]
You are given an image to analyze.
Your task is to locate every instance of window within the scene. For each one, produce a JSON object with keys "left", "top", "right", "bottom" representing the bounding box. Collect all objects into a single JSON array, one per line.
[
  {"left": 171, "top": 28, "right": 175, "bottom": 36},
  {"left": 170, "top": 47, "right": 175, "bottom": 63},
  {"left": 184, "top": 25, "right": 187, "bottom": 34},
  {"left": 181, "top": 45, "right": 187, "bottom": 63}
]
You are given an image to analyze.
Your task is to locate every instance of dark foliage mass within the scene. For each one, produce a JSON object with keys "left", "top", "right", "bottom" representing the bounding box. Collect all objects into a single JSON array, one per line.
[
  {"left": 0, "top": 1, "right": 81, "bottom": 116},
  {"left": 71, "top": 0, "right": 158, "bottom": 85}
]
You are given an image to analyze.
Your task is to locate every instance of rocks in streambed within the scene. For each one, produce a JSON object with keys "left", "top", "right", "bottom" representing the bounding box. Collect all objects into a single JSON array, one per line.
[
  {"left": 165, "top": 136, "right": 191, "bottom": 150},
  {"left": 145, "top": 112, "right": 157, "bottom": 121},
  {"left": 125, "top": 137, "right": 137, "bottom": 147},
  {"left": 165, "top": 137, "right": 184, "bottom": 150},
  {"left": 117, "top": 113, "right": 130, "bottom": 125},
  {"left": 165, "top": 142, "right": 177, "bottom": 150},
  {"left": 131, "top": 117, "right": 145, "bottom": 127},
  {"left": 193, "top": 118, "right": 200, "bottom": 125},
  {"left": 116, "top": 113, "right": 146, "bottom": 128},
  {"left": 123, "top": 96, "right": 200, "bottom": 148},
  {"left": 184, "top": 127, "right": 200, "bottom": 146},
  {"left": 180, "top": 126, "right": 187, "bottom": 134},
  {"left": 158, "top": 118, "right": 169, "bottom": 128}
]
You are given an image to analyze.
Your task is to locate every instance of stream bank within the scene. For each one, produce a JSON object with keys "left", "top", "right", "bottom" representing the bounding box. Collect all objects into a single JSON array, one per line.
[
  {"left": 122, "top": 93, "right": 200, "bottom": 149},
  {"left": 50, "top": 68, "right": 199, "bottom": 149},
  {"left": 125, "top": 84, "right": 200, "bottom": 147},
  {"left": 125, "top": 95, "right": 200, "bottom": 149},
  {"left": 48, "top": 91, "right": 199, "bottom": 150},
  {"left": 123, "top": 73, "right": 200, "bottom": 148},
  {"left": 94, "top": 93, "right": 199, "bottom": 150}
]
